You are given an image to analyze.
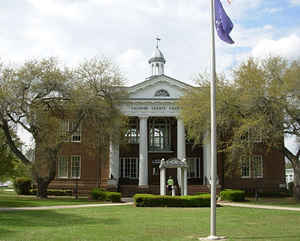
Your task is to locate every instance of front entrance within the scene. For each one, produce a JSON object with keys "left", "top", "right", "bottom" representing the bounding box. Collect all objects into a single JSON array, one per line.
[{"left": 150, "top": 158, "right": 177, "bottom": 185}]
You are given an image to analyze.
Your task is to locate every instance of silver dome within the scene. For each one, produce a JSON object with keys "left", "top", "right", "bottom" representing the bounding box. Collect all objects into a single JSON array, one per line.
[{"left": 148, "top": 47, "right": 166, "bottom": 64}]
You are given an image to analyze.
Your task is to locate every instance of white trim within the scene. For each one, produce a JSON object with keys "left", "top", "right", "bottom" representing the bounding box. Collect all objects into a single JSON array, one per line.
[
  {"left": 241, "top": 157, "right": 251, "bottom": 178},
  {"left": 71, "top": 155, "right": 81, "bottom": 179},
  {"left": 70, "top": 121, "right": 81, "bottom": 143},
  {"left": 57, "top": 156, "right": 68, "bottom": 178},
  {"left": 120, "top": 157, "right": 139, "bottom": 179},
  {"left": 252, "top": 155, "right": 263, "bottom": 178}
]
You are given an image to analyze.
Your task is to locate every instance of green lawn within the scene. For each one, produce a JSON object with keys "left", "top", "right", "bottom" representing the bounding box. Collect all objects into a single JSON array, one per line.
[
  {"left": 244, "top": 197, "right": 300, "bottom": 208},
  {"left": 0, "top": 205, "right": 300, "bottom": 241},
  {"left": 0, "top": 189, "right": 105, "bottom": 207}
]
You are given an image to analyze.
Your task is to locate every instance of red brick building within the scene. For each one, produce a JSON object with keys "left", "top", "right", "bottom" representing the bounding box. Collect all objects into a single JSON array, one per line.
[{"left": 49, "top": 44, "right": 286, "bottom": 196}]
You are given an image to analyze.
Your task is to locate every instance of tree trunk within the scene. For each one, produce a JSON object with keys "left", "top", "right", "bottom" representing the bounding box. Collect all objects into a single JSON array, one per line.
[
  {"left": 36, "top": 177, "right": 50, "bottom": 199},
  {"left": 294, "top": 164, "right": 300, "bottom": 201}
]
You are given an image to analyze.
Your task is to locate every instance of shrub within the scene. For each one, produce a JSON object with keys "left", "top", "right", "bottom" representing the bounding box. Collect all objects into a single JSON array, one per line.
[
  {"left": 106, "top": 192, "right": 122, "bottom": 202},
  {"left": 220, "top": 189, "right": 245, "bottom": 202},
  {"left": 194, "top": 192, "right": 210, "bottom": 196},
  {"left": 30, "top": 189, "right": 72, "bottom": 196},
  {"left": 288, "top": 182, "right": 294, "bottom": 196},
  {"left": 13, "top": 177, "right": 32, "bottom": 195},
  {"left": 133, "top": 194, "right": 211, "bottom": 207},
  {"left": 90, "top": 188, "right": 107, "bottom": 201}
]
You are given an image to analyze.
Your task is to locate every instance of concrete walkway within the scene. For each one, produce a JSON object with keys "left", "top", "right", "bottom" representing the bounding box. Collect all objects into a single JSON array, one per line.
[
  {"left": 1, "top": 199, "right": 299, "bottom": 212},
  {"left": 0, "top": 202, "right": 133, "bottom": 212},
  {"left": 219, "top": 201, "right": 300, "bottom": 211}
]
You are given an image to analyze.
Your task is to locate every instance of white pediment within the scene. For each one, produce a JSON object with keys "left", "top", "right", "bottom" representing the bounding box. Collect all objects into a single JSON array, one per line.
[{"left": 127, "top": 75, "right": 191, "bottom": 100}]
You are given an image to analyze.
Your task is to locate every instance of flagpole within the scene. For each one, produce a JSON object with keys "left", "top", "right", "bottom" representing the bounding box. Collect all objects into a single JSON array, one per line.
[
  {"left": 202, "top": 0, "right": 226, "bottom": 240},
  {"left": 201, "top": 1, "right": 229, "bottom": 240},
  {"left": 210, "top": 0, "right": 217, "bottom": 238}
]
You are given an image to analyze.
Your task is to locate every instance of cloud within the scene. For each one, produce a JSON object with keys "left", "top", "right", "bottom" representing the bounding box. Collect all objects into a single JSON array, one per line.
[
  {"left": 264, "top": 8, "right": 283, "bottom": 14},
  {"left": 251, "top": 34, "right": 300, "bottom": 59},
  {"left": 116, "top": 49, "right": 148, "bottom": 85},
  {"left": 26, "top": 0, "right": 86, "bottom": 21},
  {"left": 290, "top": 0, "right": 300, "bottom": 5}
]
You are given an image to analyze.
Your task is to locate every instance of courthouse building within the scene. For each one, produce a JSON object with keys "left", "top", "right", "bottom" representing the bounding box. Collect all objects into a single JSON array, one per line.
[{"left": 50, "top": 43, "right": 286, "bottom": 196}]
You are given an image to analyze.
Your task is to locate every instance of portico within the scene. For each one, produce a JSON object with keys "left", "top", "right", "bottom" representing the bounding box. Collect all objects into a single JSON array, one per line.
[{"left": 108, "top": 42, "right": 209, "bottom": 195}]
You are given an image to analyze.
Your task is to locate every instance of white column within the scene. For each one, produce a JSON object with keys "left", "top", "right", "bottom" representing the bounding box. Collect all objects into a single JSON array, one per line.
[
  {"left": 160, "top": 167, "right": 166, "bottom": 195},
  {"left": 177, "top": 118, "right": 186, "bottom": 187},
  {"left": 183, "top": 168, "right": 188, "bottom": 196},
  {"left": 109, "top": 140, "right": 120, "bottom": 186},
  {"left": 139, "top": 116, "right": 148, "bottom": 186},
  {"left": 181, "top": 169, "right": 184, "bottom": 196}
]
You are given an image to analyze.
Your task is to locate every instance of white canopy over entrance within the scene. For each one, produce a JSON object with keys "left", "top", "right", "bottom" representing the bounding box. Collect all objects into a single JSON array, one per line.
[{"left": 159, "top": 158, "right": 188, "bottom": 196}]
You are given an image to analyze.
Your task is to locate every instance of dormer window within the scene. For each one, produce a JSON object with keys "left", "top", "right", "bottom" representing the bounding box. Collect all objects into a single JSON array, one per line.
[{"left": 154, "top": 89, "right": 170, "bottom": 97}]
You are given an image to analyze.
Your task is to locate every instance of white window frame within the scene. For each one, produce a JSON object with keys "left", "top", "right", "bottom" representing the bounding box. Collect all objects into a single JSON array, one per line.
[
  {"left": 57, "top": 156, "right": 68, "bottom": 178},
  {"left": 149, "top": 118, "right": 171, "bottom": 152},
  {"left": 71, "top": 155, "right": 81, "bottom": 179},
  {"left": 241, "top": 156, "right": 251, "bottom": 178},
  {"left": 241, "top": 129, "right": 262, "bottom": 143},
  {"left": 252, "top": 155, "right": 263, "bottom": 178},
  {"left": 186, "top": 157, "right": 201, "bottom": 178},
  {"left": 251, "top": 129, "right": 262, "bottom": 143},
  {"left": 120, "top": 157, "right": 139, "bottom": 179},
  {"left": 59, "top": 120, "right": 81, "bottom": 143},
  {"left": 59, "top": 120, "right": 70, "bottom": 142},
  {"left": 70, "top": 121, "right": 81, "bottom": 143}
]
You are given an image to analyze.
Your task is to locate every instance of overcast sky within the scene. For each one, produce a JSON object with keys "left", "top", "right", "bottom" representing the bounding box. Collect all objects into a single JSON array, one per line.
[
  {"left": 1, "top": 0, "right": 300, "bottom": 87},
  {"left": 3, "top": 0, "right": 299, "bottom": 151}
]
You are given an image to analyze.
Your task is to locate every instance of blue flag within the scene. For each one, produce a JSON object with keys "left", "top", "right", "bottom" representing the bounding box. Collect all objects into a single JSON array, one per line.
[{"left": 215, "top": 0, "right": 234, "bottom": 44}]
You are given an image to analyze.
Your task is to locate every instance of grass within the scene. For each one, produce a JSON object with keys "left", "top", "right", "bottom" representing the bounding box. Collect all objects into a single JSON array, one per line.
[
  {"left": 0, "top": 205, "right": 300, "bottom": 241},
  {"left": 242, "top": 197, "right": 300, "bottom": 208},
  {"left": 0, "top": 189, "right": 106, "bottom": 207}
]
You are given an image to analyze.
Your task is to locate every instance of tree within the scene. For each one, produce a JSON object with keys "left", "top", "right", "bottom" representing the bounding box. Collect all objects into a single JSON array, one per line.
[
  {"left": 72, "top": 57, "right": 127, "bottom": 187},
  {"left": 0, "top": 129, "right": 26, "bottom": 182},
  {"left": 179, "top": 56, "right": 300, "bottom": 200},
  {"left": 0, "top": 57, "right": 126, "bottom": 198}
]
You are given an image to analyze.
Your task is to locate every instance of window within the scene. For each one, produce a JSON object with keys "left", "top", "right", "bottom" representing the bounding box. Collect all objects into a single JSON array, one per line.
[
  {"left": 241, "top": 129, "right": 262, "bottom": 143},
  {"left": 187, "top": 158, "right": 200, "bottom": 178},
  {"left": 125, "top": 118, "right": 139, "bottom": 144},
  {"left": 59, "top": 120, "right": 69, "bottom": 142},
  {"left": 149, "top": 118, "right": 171, "bottom": 152},
  {"left": 241, "top": 156, "right": 251, "bottom": 178},
  {"left": 120, "top": 157, "right": 138, "bottom": 179},
  {"left": 154, "top": 89, "right": 170, "bottom": 97},
  {"left": 71, "top": 155, "right": 81, "bottom": 178},
  {"left": 57, "top": 156, "right": 68, "bottom": 178},
  {"left": 70, "top": 121, "right": 81, "bottom": 142},
  {"left": 59, "top": 120, "right": 81, "bottom": 142},
  {"left": 241, "top": 155, "right": 263, "bottom": 178},
  {"left": 250, "top": 130, "right": 262, "bottom": 143},
  {"left": 152, "top": 159, "right": 161, "bottom": 176},
  {"left": 252, "top": 155, "right": 263, "bottom": 178}
]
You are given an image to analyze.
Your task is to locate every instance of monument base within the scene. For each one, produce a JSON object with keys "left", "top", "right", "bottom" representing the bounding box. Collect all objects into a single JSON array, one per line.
[{"left": 199, "top": 235, "right": 226, "bottom": 240}]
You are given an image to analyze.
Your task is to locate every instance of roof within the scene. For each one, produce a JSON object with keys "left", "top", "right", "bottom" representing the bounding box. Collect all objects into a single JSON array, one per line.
[
  {"left": 148, "top": 46, "right": 166, "bottom": 64},
  {"left": 159, "top": 158, "right": 188, "bottom": 168}
]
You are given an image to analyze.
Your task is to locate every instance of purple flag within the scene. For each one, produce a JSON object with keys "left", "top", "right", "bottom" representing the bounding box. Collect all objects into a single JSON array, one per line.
[{"left": 215, "top": 0, "right": 234, "bottom": 44}]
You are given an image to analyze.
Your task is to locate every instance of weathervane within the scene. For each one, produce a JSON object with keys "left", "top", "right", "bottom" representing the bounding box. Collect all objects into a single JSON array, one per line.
[{"left": 156, "top": 36, "right": 161, "bottom": 48}]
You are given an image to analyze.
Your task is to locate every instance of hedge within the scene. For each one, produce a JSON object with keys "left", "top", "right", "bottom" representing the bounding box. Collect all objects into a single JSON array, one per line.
[
  {"left": 13, "top": 177, "right": 32, "bottom": 195},
  {"left": 90, "top": 188, "right": 107, "bottom": 200},
  {"left": 220, "top": 189, "right": 245, "bottom": 202},
  {"left": 134, "top": 194, "right": 211, "bottom": 207},
  {"left": 30, "top": 189, "right": 72, "bottom": 196},
  {"left": 90, "top": 188, "right": 121, "bottom": 202},
  {"left": 105, "top": 192, "right": 122, "bottom": 203}
]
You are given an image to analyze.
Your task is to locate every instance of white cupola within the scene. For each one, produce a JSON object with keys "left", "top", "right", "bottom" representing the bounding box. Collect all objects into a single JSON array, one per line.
[{"left": 148, "top": 37, "right": 166, "bottom": 76}]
